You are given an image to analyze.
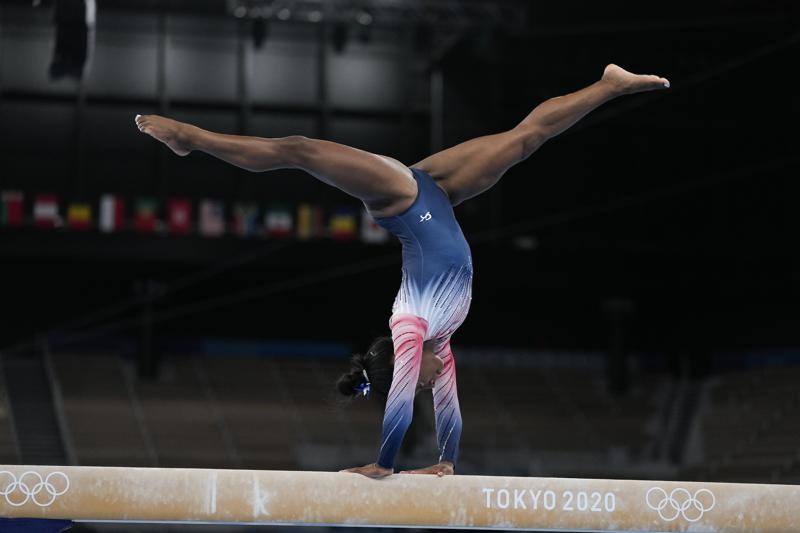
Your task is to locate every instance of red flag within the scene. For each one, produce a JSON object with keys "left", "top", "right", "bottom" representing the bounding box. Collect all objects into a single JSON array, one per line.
[
  {"left": 1, "top": 191, "right": 24, "bottom": 227},
  {"left": 167, "top": 198, "right": 192, "bottom": 235},
  {"left": 264, "top": 204, "right": 293, "bottom": 238},
  {"left": 34, "top": 194, "right": 60, "bottom": 229}
]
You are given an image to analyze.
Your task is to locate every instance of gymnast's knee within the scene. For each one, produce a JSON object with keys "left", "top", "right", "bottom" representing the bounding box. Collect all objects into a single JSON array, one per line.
[
  {"left": 277, "top": 135, "right": 317, "bottom": 168},
  {"left": 515, "top": 126, "right": 547, "bottom": 161}
]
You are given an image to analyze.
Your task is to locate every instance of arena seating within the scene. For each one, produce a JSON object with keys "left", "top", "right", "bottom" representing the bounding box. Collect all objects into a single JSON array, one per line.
[
  {"left": 689, "top": 366, "right": 800, "bottom": 483},
  {"left": 45, "top": 350, "right": 668, "bottom": 476},
  {"left": 0, "top": 363, "right": 19, "bottom": 464},
  {"left": 6, "top": 349, "right": 798, "bottom": 483}
]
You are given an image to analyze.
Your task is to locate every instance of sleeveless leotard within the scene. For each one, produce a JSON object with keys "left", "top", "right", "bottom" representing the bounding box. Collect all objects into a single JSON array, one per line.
[{"left": 372, "top": 168, "right": 471, "bottom": 469}]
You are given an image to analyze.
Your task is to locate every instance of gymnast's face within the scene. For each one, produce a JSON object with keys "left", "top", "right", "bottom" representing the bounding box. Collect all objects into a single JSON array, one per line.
[{"left": 416, "top": 346, "right": 445, "bottom": 394}]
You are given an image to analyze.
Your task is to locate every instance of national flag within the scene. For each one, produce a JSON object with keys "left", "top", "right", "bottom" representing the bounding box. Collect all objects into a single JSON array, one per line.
[
  {"left": 264, "top": 204, "right": 293, "bottom": 238},
  {"left": 199, "top": 199, "right": 225, "bottom": 237},
  {"left": 232, "top": 202, "right": 259, "bottom": 237},
  {"left": 296, "top": 204, "right": 324, "bottom": 240},
  {"left": 99, "top": 194, "right": 125, "bottom": 233},
  {"left": 134, "top": 197, "right": 159, "bottom": 233},
  {"left": 361, "top": 209, "right": 389, "bottom": 244},
  {"left": 66, "top": 202, "right": 92, "bottom": 230},
  {"left": 329, "top": 208, "right": 357, "bottom": 241},
  {"left": 167, "top": 198, "right": 192, "bottom": 235},
  {"left": 1, "top": 191, "right": 23, "bottom": 227},
  {"left": 33, "top": 194, "right": 60, "bottom": 228}
]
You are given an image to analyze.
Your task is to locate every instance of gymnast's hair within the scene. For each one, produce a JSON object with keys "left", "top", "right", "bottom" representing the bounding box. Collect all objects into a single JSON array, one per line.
[{"left": 336, "top": 336, "right": 394, "bottom": 400}]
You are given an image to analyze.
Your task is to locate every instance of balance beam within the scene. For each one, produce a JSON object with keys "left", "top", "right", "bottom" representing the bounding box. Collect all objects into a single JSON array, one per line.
[{"left": 0, "top": 465, "right": 798, "bottom": 531}]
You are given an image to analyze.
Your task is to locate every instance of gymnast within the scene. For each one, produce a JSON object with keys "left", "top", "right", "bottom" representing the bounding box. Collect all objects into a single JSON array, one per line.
[{"left": 135, "top": 64, "right": 669, "bottom": 479}]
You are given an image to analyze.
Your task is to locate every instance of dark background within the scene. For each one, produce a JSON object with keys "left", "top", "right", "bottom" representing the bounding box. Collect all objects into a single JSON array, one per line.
[
  {"left": 0, "top": 1, "right": 799, "bottom": 531},
  {"left": 2, "top": 0, "right": 796, "bottom": 362}
]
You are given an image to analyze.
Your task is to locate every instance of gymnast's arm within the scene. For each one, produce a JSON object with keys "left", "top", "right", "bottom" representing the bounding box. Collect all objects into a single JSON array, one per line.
[
  {"left": 376, "top": 315, "right": 427, "bottom": 469},
  {"left": 400, "top": 339, "right": 461, "bottom": 476},
  {"left": 340, "top": 314, "right": 427, "bottom": 479}
]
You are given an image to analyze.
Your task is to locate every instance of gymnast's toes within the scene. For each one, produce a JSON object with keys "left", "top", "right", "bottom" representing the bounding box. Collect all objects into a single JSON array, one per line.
[{"left": 603, "top": 64, "right": 669, "bottom": 94}]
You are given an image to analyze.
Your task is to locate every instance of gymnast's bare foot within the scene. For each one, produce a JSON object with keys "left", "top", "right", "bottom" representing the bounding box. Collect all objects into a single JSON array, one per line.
[
  {"left": 602, "top": 64, "right": 670, "bottom": 95},
  {"left": 340, "top": 463, "right": 393, "bottom": 479},
  {"left": 400, "top": 461, "right": 454, "bottom": 477},
  {"left": 135, "top": 114, "right": 192, "bottom": 156}
]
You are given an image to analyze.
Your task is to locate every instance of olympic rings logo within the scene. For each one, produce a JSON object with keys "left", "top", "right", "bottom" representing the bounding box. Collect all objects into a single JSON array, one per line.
[
  {"left": 0, "top": 470, "right": 70, "bottom": 507},
  {"left": 645, "top": 487, "right": 715, "bottom": 522}
]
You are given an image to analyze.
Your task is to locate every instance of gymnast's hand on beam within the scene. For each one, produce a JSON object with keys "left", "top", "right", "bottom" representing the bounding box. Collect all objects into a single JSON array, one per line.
[
  {"left": 400, "top": 461, "right": 454, "bottom": 477},
  {"left": 339, "top": 463, "right": 393, "bottom": 479}
]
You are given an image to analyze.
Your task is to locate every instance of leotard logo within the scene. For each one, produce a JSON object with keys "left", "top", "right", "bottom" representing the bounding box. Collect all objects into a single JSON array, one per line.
[{"left": 420, "top": 212, "right": 432, "bottom": 222}]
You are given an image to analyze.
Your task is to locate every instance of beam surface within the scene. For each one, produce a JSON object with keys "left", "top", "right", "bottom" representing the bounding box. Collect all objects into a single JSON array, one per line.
[{"left": 0, "top": 465, "right": 798, "bottom": 532}]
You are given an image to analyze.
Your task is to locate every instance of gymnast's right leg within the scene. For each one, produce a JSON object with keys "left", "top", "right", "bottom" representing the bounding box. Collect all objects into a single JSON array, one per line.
[{"left": 134, "top": 114, "right": 415, "bottom": 216}]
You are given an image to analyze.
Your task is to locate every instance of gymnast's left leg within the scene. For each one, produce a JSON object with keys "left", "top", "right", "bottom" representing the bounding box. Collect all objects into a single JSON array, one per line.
[{"left": 415, "top": 64, "right": 670, "bottom": 204}]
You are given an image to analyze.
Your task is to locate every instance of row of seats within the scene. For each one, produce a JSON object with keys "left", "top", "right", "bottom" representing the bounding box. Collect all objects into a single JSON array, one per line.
[
  {"left": 4, "top": 350, "right": 796, "bottom": 484},
  {"left": 690, "top": 366, "right": 800, "bottom": 483},
  {"left": 0, "top": 388, "right": 18, "bottom": 463},
  {"left": 47, "top": 351, "right": 666, "bottom": 475}
]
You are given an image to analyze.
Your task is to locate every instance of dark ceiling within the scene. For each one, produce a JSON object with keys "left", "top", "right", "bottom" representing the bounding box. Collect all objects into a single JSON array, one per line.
[{"left": 1, "top": 0, "right": 798, "bottom": 359}]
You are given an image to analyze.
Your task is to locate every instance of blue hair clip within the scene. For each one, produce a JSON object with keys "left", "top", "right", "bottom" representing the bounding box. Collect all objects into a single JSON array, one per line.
[{"left": 354, "top": 369, "right": 371, "bottom": 398}]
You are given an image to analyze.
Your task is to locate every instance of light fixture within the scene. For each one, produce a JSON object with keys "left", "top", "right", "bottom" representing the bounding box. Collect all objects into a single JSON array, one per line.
[
  {"left": 252, "top": 18, "right": 269, "bottom": 48},
  {"left": 356, "top": 10, "right": 373, "bottom": 26},
  {"left": 277, "top": 7, "right": 291, "bottom": 21},
  {"left": 49, "top": 0, "right": 96, "bottom": 80},
  {"left": 332, "top": 21, "right": 349, "bottom": 53}
]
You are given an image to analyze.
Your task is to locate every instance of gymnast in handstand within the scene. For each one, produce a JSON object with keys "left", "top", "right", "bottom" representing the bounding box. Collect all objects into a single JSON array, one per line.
[{"left": 136, "top": 64, "right": 669, "bottom": 479}]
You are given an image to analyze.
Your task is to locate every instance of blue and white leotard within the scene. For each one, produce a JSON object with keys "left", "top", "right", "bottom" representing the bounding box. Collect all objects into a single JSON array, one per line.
[{"left": 372, "top": 167, "right": 472, "bottom": 470}]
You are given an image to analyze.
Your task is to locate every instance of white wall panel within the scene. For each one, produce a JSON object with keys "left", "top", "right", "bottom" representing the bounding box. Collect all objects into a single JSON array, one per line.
[
  {"left": 2, "top": 25, "right": 79, "bottom": 95},
  {"left": 167, "top": 16, "right": 238, "bottom": 101}
]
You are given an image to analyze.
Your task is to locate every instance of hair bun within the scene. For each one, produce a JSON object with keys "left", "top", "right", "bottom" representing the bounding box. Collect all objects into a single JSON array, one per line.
[
  {"left": 336, "top": 366, "right": 368, "bottom": 397},
  {"left": 335, "top": 337, "right": 393, "bottom": 402}
]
